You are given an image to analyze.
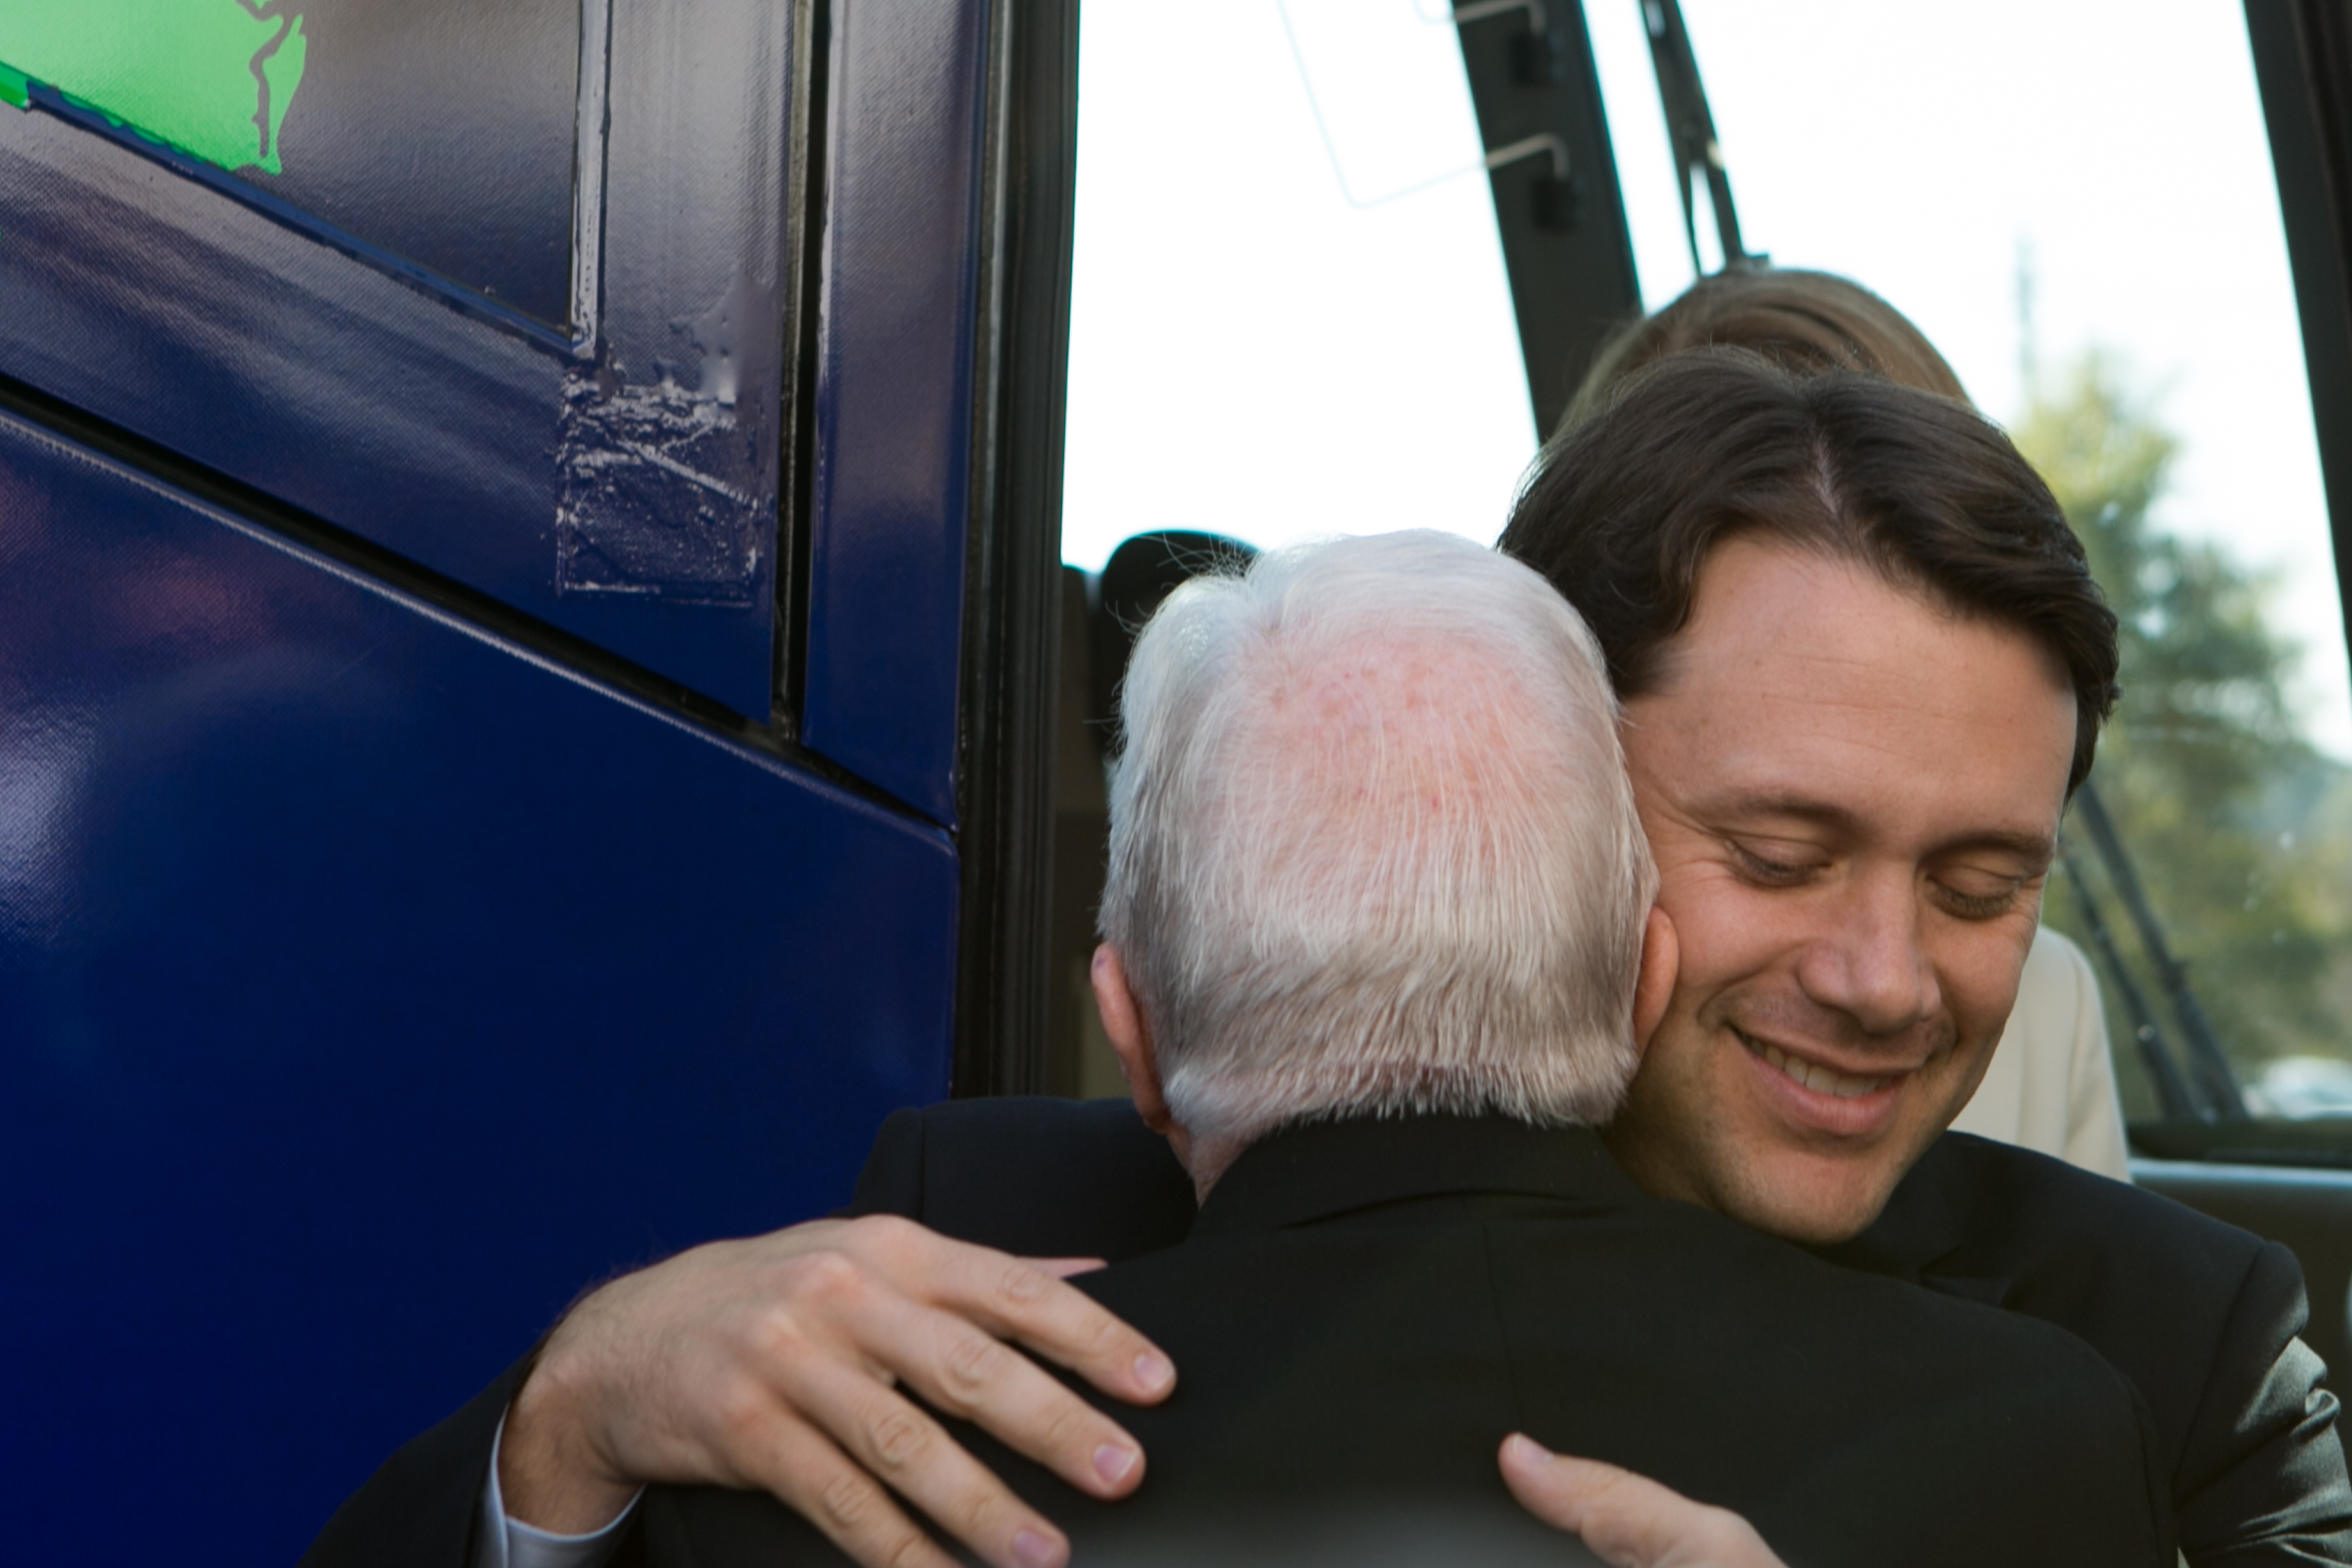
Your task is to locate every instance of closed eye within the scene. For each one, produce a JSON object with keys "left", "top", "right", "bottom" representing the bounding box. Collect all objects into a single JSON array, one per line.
[
  {"left": 1931, "top": 875, "right": 2034, "bottom": 921},
  {"left": 1727, "top": 840, "right": 1826, "bottom": 889}
]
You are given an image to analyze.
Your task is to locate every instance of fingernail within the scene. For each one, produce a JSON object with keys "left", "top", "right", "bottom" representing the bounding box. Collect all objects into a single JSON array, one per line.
[
  {"left": 1503, "top": 1432, "right": 1554, "bottom": 1465},
  {"left": 1013, "top": 1528, "right": 1064, "bottom": 1568},
  {"left": 1093, "top": 1442, "right": 1139, "bottom": 1486},
  {"left": 1132, "top": 1350, "right": 1174, "bottom": 1392}
]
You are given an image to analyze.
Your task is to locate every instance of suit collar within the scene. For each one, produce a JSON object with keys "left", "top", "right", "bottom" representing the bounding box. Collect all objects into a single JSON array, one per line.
[
  {"left": 1192, "top": 1117, "right": 2018, "bottom": 1309},
  {"left": 1190, "top": 1113, "right": 1646, "bottom": 1239}
]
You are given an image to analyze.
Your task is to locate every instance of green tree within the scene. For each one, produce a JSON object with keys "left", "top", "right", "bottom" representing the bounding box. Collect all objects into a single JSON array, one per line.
[{"left": 2013, "top": 354, "right": 2352, "bottom": 1103}]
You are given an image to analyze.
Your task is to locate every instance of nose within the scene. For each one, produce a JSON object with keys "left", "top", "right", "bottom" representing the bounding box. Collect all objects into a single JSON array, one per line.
[{"left": 1792, "top": 868, "right": 1942, "bottom": 1036}]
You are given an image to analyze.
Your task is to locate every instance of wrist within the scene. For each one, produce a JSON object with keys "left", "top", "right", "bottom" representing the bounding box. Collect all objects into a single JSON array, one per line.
[{"left": 500, "top": 1331, "right": 640, "bottom": 1534}]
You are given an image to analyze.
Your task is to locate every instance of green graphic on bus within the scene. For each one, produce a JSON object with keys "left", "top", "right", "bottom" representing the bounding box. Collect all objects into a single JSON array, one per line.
[{"left": 0, "top": 3, "right": 308, "bottom": 176}]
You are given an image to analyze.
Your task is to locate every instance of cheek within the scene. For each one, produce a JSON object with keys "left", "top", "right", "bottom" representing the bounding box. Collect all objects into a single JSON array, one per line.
[
  {"left": 1654, "top": 861, "right": 1808, "bottom": 998},
  {"left": 1929, "top": 916, "right": 2042, "bottom": 1043}
]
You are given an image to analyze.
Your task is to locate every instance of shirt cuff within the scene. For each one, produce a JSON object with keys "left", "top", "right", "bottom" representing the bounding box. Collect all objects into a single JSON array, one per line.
[{"left": 476, "top": 1407, "right": 643, "bottom": 1568}]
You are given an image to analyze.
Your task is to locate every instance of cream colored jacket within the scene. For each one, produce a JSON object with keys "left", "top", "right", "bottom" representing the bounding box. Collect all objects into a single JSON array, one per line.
[{"left": 1949, "top": 926, "right": 2132, "bottom": 1182}]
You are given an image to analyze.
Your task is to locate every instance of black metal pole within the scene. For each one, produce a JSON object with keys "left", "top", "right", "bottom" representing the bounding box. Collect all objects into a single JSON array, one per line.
[
  {"left": 2070, "top": 781, "right": 2248, "bottom": 1119},
  {"left": 1639, "top": 0, "right": 1760, "bottom": 274},
  {"left": 2058, "top": 843, "right": 2206, "bottom": 1121}
]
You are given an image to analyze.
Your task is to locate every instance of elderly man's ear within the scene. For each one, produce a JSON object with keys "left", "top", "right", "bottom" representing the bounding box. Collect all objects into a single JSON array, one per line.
[
  {"left": 1093, "top": 945, "right": 1173, "bottom": 1134},
  {"left": 1634, "top": 905, "right": 1678, "bottom": 1058}
]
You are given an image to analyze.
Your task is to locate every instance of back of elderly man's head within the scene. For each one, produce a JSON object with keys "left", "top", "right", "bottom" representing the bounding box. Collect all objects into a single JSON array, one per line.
[{"left": 1099, "top": 530, "right": 1656, "bottom": 1155}]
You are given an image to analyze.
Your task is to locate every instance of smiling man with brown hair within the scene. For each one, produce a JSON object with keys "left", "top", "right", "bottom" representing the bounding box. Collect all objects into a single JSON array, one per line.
[{"left": 1501, "top": 347, "right": 2119, "bottom": 1245}]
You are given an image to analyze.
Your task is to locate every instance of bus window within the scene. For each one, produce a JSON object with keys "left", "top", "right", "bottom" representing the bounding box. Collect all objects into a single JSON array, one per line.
[
  {"left": 1054, "top": 0, "right": 1580, "bottom": 1092},
  {"left": 1060, "top": 0, "right": 1537, "bottom": 574},
  {"left": 1593, "top": 0, "right": 2352, "bottom": 1148}
]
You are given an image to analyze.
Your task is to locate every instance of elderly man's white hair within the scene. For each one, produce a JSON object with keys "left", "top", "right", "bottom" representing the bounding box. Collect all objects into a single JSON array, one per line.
[{"left": 1100, "top": 529, "right": 1656, "bottom": 1151}]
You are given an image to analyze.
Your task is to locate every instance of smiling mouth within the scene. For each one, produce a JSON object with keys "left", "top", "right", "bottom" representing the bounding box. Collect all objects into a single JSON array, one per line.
[{"left": 1737, "top": 1029, "right": 1896, "bottom": 1101}]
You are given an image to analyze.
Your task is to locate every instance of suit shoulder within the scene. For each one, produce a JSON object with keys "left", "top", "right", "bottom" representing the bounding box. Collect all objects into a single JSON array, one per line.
[
  {"left": 1876, "top": 1133, "right": 2311, "bottom": 1480},
  {"left": 1908, "top": 1131, "right": 2274, "bottom": 1282},
  {"left": 850, "top": 1096, "right": 1194, "bottom": 1262},
  {"left": 909, "top": 1094, "right": 1165, "bottom": 1149}
]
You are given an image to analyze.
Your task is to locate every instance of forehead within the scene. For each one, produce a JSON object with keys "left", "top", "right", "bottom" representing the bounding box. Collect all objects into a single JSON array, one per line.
[{"left": 1628, "top": 538, "right": 2076, "bottom": 838}]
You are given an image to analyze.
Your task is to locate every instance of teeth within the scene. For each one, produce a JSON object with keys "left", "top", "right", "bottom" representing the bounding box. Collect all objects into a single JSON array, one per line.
[{"left": 1754, "top": 1038, "right": 1887, "bottom": 1100}]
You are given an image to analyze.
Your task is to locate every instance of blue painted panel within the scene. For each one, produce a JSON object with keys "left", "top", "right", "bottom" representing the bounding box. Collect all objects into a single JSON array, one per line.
[
  {"left": 0, "top": 0, "right": 790, "bottom": 720},
  {"left": 0, "top": 0, "right": 578, "bottom": 323},
  {"left": 0, "top": 413, "right": 957, "bottom": 1566},
  {"left": 261, "top": 0, "right": 582, "bottom": 327},
  {"left": 800, "top": 0, "right": 992, "bottom": 824}
]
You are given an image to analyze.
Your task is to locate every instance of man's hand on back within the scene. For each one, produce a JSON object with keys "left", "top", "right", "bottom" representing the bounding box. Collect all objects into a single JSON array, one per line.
[
  {"left": 1499, "top": 1435, "right": 1787, "bottom": 1568},
  {"left": 500, "top": 1215, "right": 1177, "bottom": 1568}
]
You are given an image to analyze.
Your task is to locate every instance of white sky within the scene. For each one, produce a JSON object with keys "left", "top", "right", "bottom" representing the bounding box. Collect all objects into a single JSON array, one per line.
[{"left": 1062, "top": 0, "right": 2352, "bottom": 759}]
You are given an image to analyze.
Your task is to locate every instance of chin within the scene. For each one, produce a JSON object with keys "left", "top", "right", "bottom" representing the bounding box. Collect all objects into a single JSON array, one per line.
[{"left": 1716, "top": 1157, "right": 1904, "bottom": 1247}]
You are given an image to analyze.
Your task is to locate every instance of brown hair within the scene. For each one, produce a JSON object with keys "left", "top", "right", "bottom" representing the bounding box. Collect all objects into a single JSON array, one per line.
[
  {"left": 1500, "top": 349, "right": 2118, "bottom": 792},
  {"left": 1565, "top": 269, "right": 1969, "bottom": 429}
]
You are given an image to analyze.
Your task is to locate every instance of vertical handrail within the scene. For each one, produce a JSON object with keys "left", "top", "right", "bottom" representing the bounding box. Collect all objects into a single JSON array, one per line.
[
  {"left": 2059, "top": 842, "right": 2208, "bottom": 1120},
  {"left": 2071, "top": 781, "right": 2249, "bottom": 1118},
  {"left": 1637, "top": 0, "right": 1761, "bottom": 274}
]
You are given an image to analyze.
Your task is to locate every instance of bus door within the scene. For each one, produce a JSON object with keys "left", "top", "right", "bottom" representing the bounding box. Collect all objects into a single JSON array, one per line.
[{"left": 0, "top": 1, "right": 1070, "bottom": 1560}]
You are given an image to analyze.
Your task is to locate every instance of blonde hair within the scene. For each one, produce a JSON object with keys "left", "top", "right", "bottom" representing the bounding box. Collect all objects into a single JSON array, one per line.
[{"left": 1566, "top": 268, "right": 1968, "bottom": 429}]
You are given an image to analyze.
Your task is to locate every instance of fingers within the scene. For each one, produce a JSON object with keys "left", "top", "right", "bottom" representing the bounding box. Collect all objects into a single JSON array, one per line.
[
  {"left": 510, "top": 1217, "right": 1177, "bottom": 1568},
  {"left": 829, "top": 1267, "right": 1152, "bottom": 1503},
  {"left": 1023, "top": 1257, "right": 1108, "bottom": 1280},
  {"left": 771, "top": 1360, "right": 1070, "bottom": 1568},
  {"left": 851, "top": 1218, "right": 1177, "bottom": 1409},
  {"left": 747, "top": 1408, "right": 976, "bottom": 1568},
  {"left": 1497, "top": 1435, "right": 1787, "bottom": 1568}
]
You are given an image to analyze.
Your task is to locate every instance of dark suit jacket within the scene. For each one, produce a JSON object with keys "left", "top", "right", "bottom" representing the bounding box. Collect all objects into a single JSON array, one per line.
[
  {"left": 846, "top": 1097, "right": 2352, "bottom": 1567},
  {"left": 299, "top": 1099, "right": 2349, "bottom": 1568},
  {"left": 644, "top": 1113, "right": 2170, "bottom": 1568}
]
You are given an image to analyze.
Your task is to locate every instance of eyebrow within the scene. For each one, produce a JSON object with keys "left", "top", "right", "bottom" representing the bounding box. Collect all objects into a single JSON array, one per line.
[{"left": 1712, "top": 791, "right": 2058, "bottom": 867}]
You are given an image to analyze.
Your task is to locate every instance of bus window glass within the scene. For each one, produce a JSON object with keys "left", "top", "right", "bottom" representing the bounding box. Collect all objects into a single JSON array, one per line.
[
  {"left": 1061, "top": 0, "right": 1534, "bottom": 574},
  {"left": 1593, "top": 0, "right": 2352, "bottom": 1121}
]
